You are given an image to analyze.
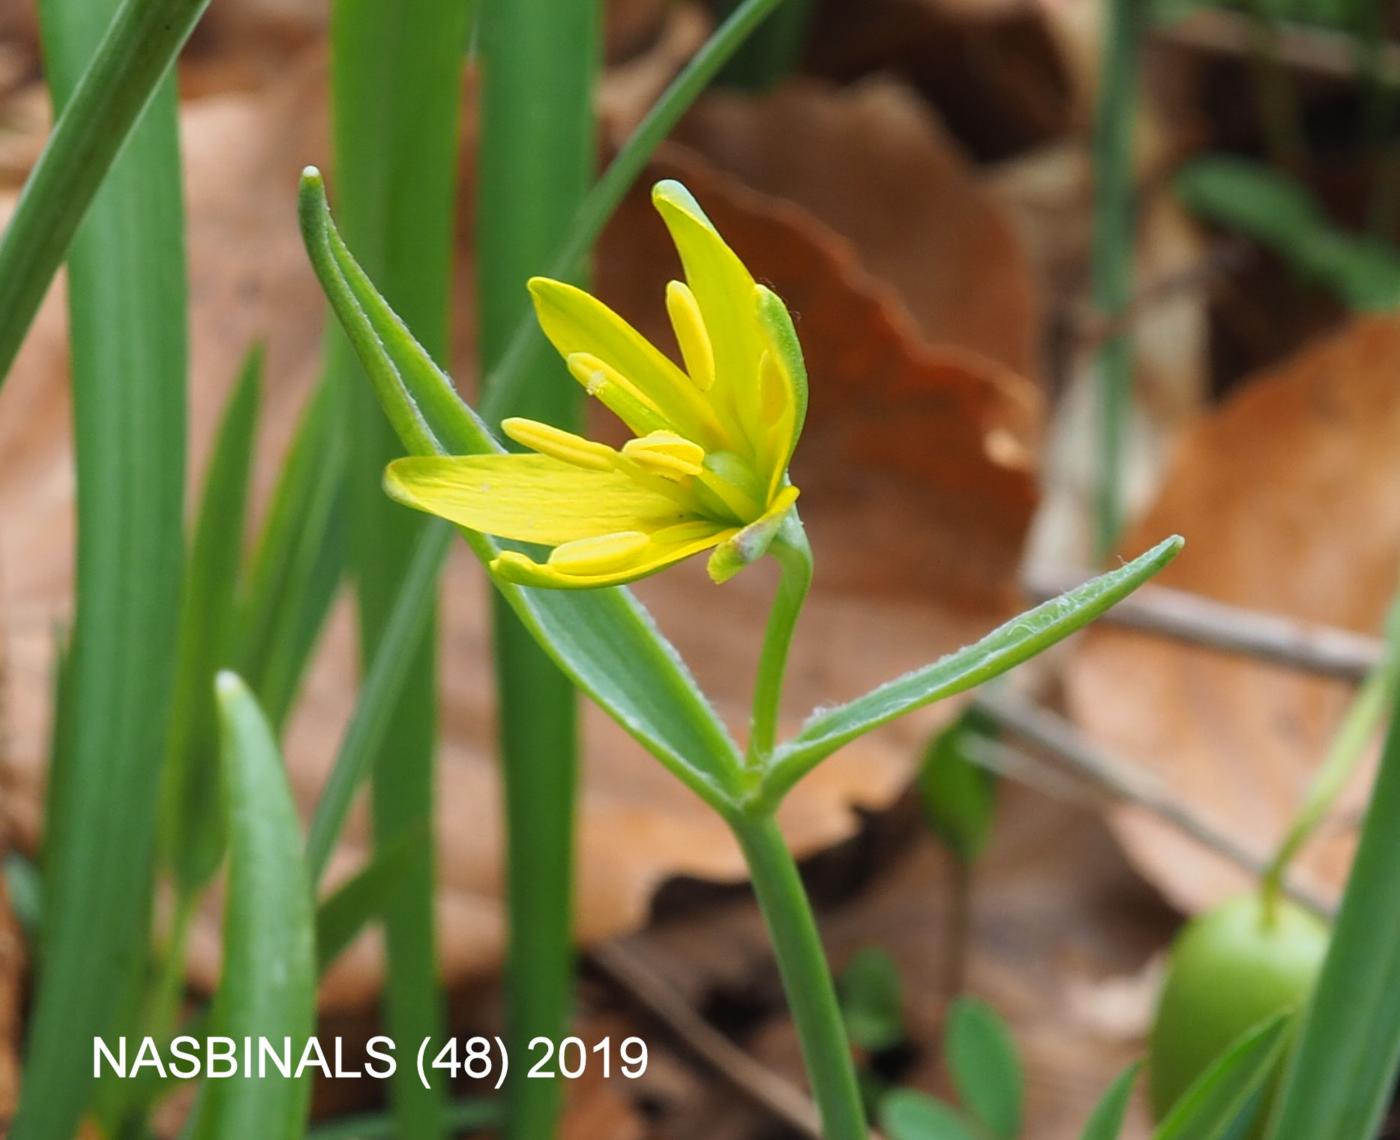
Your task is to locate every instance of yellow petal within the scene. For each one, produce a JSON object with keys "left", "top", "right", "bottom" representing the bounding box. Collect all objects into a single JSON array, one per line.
[
  {"left": 754, "top": 283, "right": 808, "bottom": 499},
  {"left": 491, "top": 519, "right": 733, "bottom": 589},
  {"left": 651, "top": 181, "right": 767, "bottom": 448},
  {"left": 528, "top": 277, "right": 724, "bottom": 447},
  {"left": 384, "top": 454, "right": 687, "bottom": 545},
  {"left": 621, "top": 430, "right": 705, "bottom": 478},
  {"left": 502, "top": 417, "right": 617, "bottom": 470}
]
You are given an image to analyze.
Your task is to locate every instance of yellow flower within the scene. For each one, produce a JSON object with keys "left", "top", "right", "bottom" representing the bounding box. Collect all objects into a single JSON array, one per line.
[{"left": 384, "top": 180, "right": 808, "bottom": 589}]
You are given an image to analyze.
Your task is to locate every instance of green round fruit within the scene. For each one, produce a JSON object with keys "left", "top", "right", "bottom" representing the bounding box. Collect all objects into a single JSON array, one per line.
[{"left": 1148, "top": 891, "right": 1329, "bottom": 1123}]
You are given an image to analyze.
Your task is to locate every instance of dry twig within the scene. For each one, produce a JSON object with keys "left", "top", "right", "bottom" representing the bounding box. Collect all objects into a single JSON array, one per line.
[
  {"left": 972, "top": 687, "right": 1336, "bottom": 919},
  {"left": 1024, "top": 569, "right": 1382, "bottom": 682}
]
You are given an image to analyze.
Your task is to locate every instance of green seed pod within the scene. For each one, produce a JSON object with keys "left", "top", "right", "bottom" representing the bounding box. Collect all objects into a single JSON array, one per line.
[{"left": 1148, "top": 892, "right": 1329, "bottom": 1127}]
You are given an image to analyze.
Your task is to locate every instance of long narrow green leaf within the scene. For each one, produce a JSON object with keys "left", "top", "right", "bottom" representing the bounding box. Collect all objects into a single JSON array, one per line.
[
  {"left": 15, "top": 1, "right": 188, "bottom": 1131},
  {"left": 1154, "top": 1014, "right": 1290, "bottom": 1140},
  {"left": 305, "top": 521, "right": 452, "bottom": 882},
  {"left": 329, "top": 4, "right": 473, "bottom": 1134},
  {"left": 477, "top": 3, "right": 596, "bottom": 1136},
  {"left": 1268, "top": 682, "right": 1400, "bottom": 1138},
  {"left": 763, "top": 537, "right": 1183, "bottom": 804},
  {"left": 0, "top": 0, "right": 211, "bottom": 385},
  {"left": 315, "top": 823, "right": 427, "bottom": 974},
  {"left": 192, "top": 674, "right": 315, "bottom": 1140},
  {"left": 163, "top": 349, "right": 263, "bottom": 893},
  {"left": 236, "top": 377, "right": 348, "bottom": 731},
  {"left": 1079, "top": 1061, "right": 1140, "bottom": 1140},
  {"left": 306, "top": 1098, "right": 501, "bottom": 1139},
  {"left": 298, "top": 169, "right": 745, "bottom": 807}
]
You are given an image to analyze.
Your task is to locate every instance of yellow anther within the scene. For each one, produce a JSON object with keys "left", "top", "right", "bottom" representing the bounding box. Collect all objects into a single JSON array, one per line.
[
  {"left": 622, "top": 430, "right": 706, "bottom": 479},
  {"left": 547, "top": 531, "right": 651, "bottom": 573},
  {"left": 665, "top": 280, "right": 715, "bottom": 391},
  {"left": 501, "top": 417, "right": 616, "bottom": 470}
]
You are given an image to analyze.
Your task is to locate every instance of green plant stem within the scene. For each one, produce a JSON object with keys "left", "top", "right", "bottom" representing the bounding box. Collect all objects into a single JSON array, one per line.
[
  {"left": 1089, "top": 0, "right": 1148, "bottom": 562},
  {"left": 718, "top": 0, "right": 816, "bottom": 91},
  {"left": 15, "top": 0, "right": 187, "bottom": 1132},
  {"left": 477, "top": 3, "right": 597, "bottom": 1136},
  {"left": 731, "top": 813, "right": 868, "bottom": 1140},
  {"left": 1261, "top": 650, "right": 1397, "bottom": 917},
  {"left": 0, "top": 0, "right": 211, "bottom": 387},
  {"left": 478, "top": 0, "right": 785, "bottom": 425},
  {"left": 330, "top": 4, "right": 471, "bottom": 1136},
  {"left": 748, "top": 512, "right": 812, "bottom": 766}
]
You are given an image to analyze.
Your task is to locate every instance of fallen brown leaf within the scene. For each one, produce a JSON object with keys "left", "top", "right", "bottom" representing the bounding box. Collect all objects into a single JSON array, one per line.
[{"left": 1065, "top": 316, "right": 1400, "bottom": 915}]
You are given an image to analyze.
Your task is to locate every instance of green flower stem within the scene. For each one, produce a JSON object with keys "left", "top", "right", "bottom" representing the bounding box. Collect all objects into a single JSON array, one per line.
[
  {"left": 1089, "top": 0, "right": 1147, "bottom": 561},
  {"left": 0, "top": 0, "right": 210, "bottom": 387},
  {"left": 748, "top": 512, "right": 812, "bottom": 767},
  {"left": 731, "top": 812, "right": 867, "bottom": 1140},
  {"left": 478, "top": 0, "right": 785, "bottom": 425}
]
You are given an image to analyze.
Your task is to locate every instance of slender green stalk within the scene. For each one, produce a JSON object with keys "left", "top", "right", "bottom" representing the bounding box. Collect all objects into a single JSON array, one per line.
[
  {"left": 330, "top": 4, "right": 472, "bottom": 1137},
  {"left": 479, "top": 0, "right": 785, "bottom": 424},
  {"left": 748, "top": 513, "right": 812, "bottom": 766},
  {"left": 477, "top": 4, "right": 597, "bottom": 1136},
  {"left": 15, "top": 0, "right": 187, "bottom": 1131},
  {"left": 1089, "top": 0, "right": 1147, "bottom": 561},
  {"left": 0, "top": 0, "right": 210, "bottom": 386},
  {"left": 731, "top": 814, "right": 868, "bottom": 1139},
  {"left": 305, "top": 521, "right": 453, "bottom": 883},
  {"left": 718, "top": 0, "right": 816, "bottom": 90}
]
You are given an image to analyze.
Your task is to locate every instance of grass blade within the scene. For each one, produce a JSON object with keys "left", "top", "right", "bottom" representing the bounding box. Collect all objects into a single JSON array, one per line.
[
  {"left": 766, "top": 537, "right": 1184, "bottom": 802},
  {"left": 1079, "top": 1061, "right": 1140, "bottom": 1140},
  {"left": 235, "top": 378, "right": 348, "bottom": 731},
  {"left": 315, "top": 822, "right": 427, "bottom": 974},
  {"left": 0, "top": 0, "right": 211, "bottom": 385},
  {"left": 1268, "top": 685, "right": 1400, "bottom": 1137},
  {"left": 192, "top": 674, "right": 315, "bottom": 1139},
  {"left": 477, "top": 2, "right": 596, "bottom": 1136},
  {"left": 328, "top": 3, "right": 472, "bottom": 1134},
  {"left": 305, "top": 521, "right": 452, "bottom": 882},
  {"left": 163, "top": 348, "right": 263, "bottom": 893},
  {"left": 14, "top": 0, "right": 187, "bottom": 1130},
  {"left": 1154, "top": 1013, "right": 1290, "bottom": 1140}
]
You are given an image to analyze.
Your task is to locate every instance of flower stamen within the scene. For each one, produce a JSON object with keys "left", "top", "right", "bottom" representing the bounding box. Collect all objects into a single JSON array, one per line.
[
  {"left": 502, "top": 416, "right": 616, "bottom": 470},
  {"left": 622, "top": 430, "right": 706, "bottom": 479},
  {"left": 665, "top": 280, "right": 716, "bottom": 392}
]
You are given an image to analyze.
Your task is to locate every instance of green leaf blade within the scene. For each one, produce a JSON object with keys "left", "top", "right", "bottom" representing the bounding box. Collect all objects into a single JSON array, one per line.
[
  {"left": 163, "top": 348, "right": 263, "bottom": 892},
  {"left": 1080, "top": 1061, "right": 1140, "bottom": 1140},
  {"left": 0, "top": 0, "right": 212, "bottom": 386},
  {"left": 1268, "top": 692, "right": 1400, "bottom": 1139},
  {"left": 1154, "top": 1013, "right": 1290, "bottom": 1140},
  {"left": 194, "top": 673, "right": 316, "bottom": 1140},
  {"left": 14, "top": 2, "right": 188, "bottom": 1130},
  {"left": 946, "top": 996, "right": 1023, "bottom": 1139},
  {"left": 767, "top": 537, "right": 1184, "bottom": 800},
  {"left": 880, "top": 1090, "right": 981, "bottom": 1140}
]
